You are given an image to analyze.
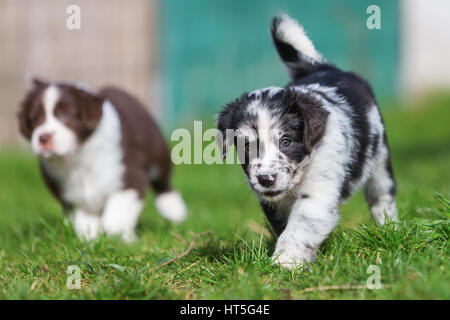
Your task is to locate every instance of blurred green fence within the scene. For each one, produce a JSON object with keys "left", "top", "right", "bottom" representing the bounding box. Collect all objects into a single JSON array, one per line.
[{"left": 160, "top": 0, "right": 399, "bottom": 128}]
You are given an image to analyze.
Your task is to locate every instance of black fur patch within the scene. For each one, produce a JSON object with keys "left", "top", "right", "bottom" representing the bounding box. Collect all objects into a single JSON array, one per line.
[
  {"left": 290, "top": 65, "right": 380, "bottom": 200},
  {"left": 383, "top": 132, "right": 397, "bottom": 197},
  {"left": 260, "top": 201, "right": 287, "bottom": 236}
]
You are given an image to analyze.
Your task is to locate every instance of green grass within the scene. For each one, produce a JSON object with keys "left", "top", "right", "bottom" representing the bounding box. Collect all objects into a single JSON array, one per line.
[{"left": 0, "top": 95, "right": 449, "bottom": 299}]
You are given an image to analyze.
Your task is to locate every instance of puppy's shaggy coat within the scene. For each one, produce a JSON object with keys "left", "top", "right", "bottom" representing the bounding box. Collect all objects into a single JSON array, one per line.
[{"left": 217, "top": 15, "right": 397, "bottom": 268}]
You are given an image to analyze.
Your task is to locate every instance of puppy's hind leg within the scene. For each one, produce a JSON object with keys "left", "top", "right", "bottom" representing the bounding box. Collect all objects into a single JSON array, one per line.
[
  {"left": 364, "top": 145, "right": 398, "bottom": 226},
  {"left": 149, "top": 166, "right": 187, "bottom": 224}
]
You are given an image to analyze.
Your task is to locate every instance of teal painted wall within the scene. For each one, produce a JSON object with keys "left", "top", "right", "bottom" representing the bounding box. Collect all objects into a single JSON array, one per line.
[{"left": 161, "top": 0, "right": 398, "bottom": 128}]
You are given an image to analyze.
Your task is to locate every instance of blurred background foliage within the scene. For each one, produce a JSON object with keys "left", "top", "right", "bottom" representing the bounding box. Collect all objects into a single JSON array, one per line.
[{"left": 161, "top": 0, "right": 398, "bottom": 126}]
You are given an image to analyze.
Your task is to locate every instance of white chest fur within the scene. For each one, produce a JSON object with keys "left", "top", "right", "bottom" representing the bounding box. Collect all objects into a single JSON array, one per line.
[{"left": 42, "top": 101, "right": 125, "bottom": 215}]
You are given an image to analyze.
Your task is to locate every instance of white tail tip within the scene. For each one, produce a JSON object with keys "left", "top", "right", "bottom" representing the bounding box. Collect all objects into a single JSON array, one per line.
[
  {"left": 274, "top": 14, "right": 324, "bottom": 63},
  {"left": 155, "top": 191, "right": 187, "bottom": 223}
]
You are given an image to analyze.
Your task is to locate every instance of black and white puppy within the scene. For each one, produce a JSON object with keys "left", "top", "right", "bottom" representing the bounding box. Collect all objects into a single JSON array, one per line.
[
  {"left": 217, "top": 15, "right": 397, "bottom": 268},
  {"left": 18, "top": 80, "right": 187, "bottom": 242}
]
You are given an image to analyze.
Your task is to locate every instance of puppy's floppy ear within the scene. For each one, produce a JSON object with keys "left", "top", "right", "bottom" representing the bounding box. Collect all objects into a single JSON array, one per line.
[
  {"left": 17, "top": 79, "right": 48, "bottom": 140},
  {"left": 284, "top": 89, "right": 329, "bottom": 153},
  {"left": 81, "top": 94, "right": 103, "bottom": 131},
  {"left": 302, "top": 102, "right": 329, "bottom": 153},
  {"left": 17, "top": 107, "right": 31, "bottom": 140},
  {"left": 73, "top": 89, "right": 104, "bottom": 132},
  {"left": 216, "top": 109, "right": 233, "bottom": 160},
  {"left": 216, "top": 92, "right": 250, "bottom": 160}
]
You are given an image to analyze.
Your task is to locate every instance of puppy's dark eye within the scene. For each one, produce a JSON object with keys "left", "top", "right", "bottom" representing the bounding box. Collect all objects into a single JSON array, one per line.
[
  {"left": 280, "top": 137, "right": 292, "bottom": 148},
  {"left": 56, "top": 111, "right": 69, "bottom": 121}
]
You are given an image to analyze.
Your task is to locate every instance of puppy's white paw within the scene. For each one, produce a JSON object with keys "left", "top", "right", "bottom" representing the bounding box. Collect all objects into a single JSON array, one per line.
[
  {"left": 121, "top": 231, "right": 138, "bottom": 244},
  {"left": 272, "top": 249, "right": 306, "bottom": 270},
  {"left": 155, "top": 191, "right": 187, "bottom": 223},
  {"left": 272, "top": 240, "right": 314, "bottom": 270},
  {"left": 73, "top": 210, "right": 100, "bottom": 241}
]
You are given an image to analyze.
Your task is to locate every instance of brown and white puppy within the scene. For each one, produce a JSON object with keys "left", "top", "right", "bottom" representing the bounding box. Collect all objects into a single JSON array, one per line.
[{"left": 18, "top": 79, "right": 187, "bottom": 242}]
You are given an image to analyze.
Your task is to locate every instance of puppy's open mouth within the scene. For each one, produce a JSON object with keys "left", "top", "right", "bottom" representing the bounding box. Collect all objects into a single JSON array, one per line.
[
  {"left": 38, "top": 149, "right": 57, "bottom": 159},
  {"left": 261, "top": 190, "right": 283, "bottom": 197},
  {"left": 249, "top": 182, "right": 286, "bottom": 200},
  {"left": 258, "top": 189, "right": 288, "bottom": 201}
]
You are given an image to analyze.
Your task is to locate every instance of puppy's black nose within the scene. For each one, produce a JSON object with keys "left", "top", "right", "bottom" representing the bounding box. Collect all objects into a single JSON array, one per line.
[
  {"left": 257, "top": 174, "right": 277, "bottom": 188},
  {"left": 39, "top": 133, "right": 52, "bottom": 145}
]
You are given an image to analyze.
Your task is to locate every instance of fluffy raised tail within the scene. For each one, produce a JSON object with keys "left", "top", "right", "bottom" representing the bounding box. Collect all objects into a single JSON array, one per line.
[{"left": 271, "top": 14, "right": 327, "bottom": 80}]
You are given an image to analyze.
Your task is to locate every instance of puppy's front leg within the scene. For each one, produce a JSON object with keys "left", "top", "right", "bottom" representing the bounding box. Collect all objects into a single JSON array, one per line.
[
  {"left": 73, "top": 209, "right": 101, "bottom": 241},
  {"left": 272, "top": 197, "right": 339, "bottom": 269},
  {"left": 101, "top": 189, "right": 143, "bottom": 243}
]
